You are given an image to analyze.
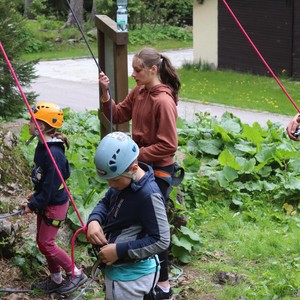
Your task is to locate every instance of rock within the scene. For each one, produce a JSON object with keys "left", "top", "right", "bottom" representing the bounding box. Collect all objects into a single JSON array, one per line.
[
  {"left": 3, "top": 131, "right": 17, "bottom": 148},
  {"left": 0, "top": 219, "right": 19, "bottom": 258},
  {"left": 212, "top": 270, "right": 244, "bottom": 285},
  {"left": 0, "top": 125, "right": 31, "bottom": 196}
]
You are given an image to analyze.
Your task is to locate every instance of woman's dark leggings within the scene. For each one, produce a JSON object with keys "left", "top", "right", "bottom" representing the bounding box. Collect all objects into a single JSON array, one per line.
[{"left": 154, "top": 164, "right": 175, "bottom": 282}]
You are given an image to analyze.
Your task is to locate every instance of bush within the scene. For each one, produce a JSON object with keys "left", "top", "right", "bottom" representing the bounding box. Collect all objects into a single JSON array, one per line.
[{"left": 0, "top": 0, "right": 37, "bottom": 120}]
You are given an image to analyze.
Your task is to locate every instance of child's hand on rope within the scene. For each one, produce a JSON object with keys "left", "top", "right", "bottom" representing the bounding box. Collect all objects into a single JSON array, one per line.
[
  {"left": 21, "top": 202, "right": 33, "bottom": 214},
  {"left": 26, "top": 193, "right": 33, "bottom": 201}
]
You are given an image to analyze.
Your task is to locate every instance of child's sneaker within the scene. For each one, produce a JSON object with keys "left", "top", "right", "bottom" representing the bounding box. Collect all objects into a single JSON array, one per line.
[
  {"left": 154, "top": 285, "right": 173, "bottom": 300},
  {"left": 31, "top": 277, "right": 63, "bottom": 293},
  {"left": 57, "top": 272, "right": 88, "bottom": 295}
]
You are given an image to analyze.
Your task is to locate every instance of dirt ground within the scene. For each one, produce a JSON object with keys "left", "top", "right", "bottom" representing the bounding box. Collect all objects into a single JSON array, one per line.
[{"left": 0, "top": 196, "right": 49, "bottom": 300}]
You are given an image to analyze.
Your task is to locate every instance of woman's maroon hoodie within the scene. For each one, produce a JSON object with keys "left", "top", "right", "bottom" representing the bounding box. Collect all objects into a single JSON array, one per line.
[{"left": 102, "top": 83, "right": 178, "bottom": 168}]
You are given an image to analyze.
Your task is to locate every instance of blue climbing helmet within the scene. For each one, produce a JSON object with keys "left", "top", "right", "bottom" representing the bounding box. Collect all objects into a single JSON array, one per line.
[{"left": 94, "top": 131, "right": 139, "bottom": 179}]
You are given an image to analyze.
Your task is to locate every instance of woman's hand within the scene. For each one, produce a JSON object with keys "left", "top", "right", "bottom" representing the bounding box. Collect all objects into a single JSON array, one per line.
[
  {"left": 99, "top": 72, "right": 110, "bottom": 102},
  {"left": 286, "top": 114, "right": 300, "bottom": 141}
]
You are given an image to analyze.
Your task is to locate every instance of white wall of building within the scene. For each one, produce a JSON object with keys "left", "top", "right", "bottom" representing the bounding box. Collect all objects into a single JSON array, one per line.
[{"left": 193, "top": 0, "right": 218, "bottom": 69}]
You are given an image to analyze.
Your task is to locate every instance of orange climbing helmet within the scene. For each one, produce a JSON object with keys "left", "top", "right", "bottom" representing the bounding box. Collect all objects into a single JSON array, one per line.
[{"left": 31, "top": 102, "right": 64, "bottom": 128}]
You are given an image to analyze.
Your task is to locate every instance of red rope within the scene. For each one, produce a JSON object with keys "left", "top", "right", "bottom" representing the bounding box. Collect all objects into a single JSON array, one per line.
[
  {"left": 0, "top": 41, "right": 85, "bottom": 277},
  {"left": 221, "top": 0, "right": 300, "bottom": 113},
  {"left": 71, "top": 226, "right": 87, "bottom": 276}
]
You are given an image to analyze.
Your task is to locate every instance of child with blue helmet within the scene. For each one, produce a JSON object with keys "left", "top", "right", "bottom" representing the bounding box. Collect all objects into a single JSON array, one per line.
[{"left": 86, "top": 131, "right": 170, "bottom": 300}]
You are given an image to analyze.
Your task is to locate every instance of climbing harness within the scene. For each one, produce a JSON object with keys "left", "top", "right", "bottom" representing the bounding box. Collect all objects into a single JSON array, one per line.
[
  {"left": 154, "top": 163, "right": 185, "bottom": 189},
  {"left": 0, "top": 209, "right": 24, "bottom": 220},
  {"left": 41, "top": 212, "right": 65, "bottom": 228},
  {"left": 172, "top": 163, "right": 185, "bottom": 187},
  {"left": 221, "top": 0, "right": 300, "bottom": 113}
]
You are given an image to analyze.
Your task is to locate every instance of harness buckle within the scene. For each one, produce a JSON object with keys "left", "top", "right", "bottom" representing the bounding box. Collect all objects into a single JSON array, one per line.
[{"left": 42, "top": 214, "right": 64, "bottom": 227}]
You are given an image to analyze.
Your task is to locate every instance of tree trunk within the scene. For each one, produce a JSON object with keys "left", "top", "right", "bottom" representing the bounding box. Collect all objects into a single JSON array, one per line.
[
  {"left": 24, "top": 0, "right": 34, "bottom": 19},
  {"left": 89, "top": 0, "right": 96, "bottom": 23},
  {"left": 62, "top": 0, "right": 84, "bottom": 28}
]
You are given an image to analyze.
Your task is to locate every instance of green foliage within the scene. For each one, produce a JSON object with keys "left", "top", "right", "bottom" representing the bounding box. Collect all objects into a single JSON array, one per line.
[
  {"left": 19, "top": 0, "right": 192, "bottom": 59},
  {"left": 175, "top": 112, "right": 300, "bottom": 296},
  {"left": 95, "top": 0, "right": 115, "bottom": 19},
  {"left": 22, "top": 15, "right": 192, "bottom": 60},
  {"left": 24, "top": 0, "right": 47, "bottom": 19},
  {"left": 96, "top": 0, "right": 192, "bottom": 29},
  {"left": 23, "top": 16, "right": 83, "bottom": 55},
  {"left": 20, "top": 0, "right": 69, "bottom": 20},
  {"left": 129, "top": 24, "right": 192, "bottom": 46},
  {"left": 0, "top": 0, "right": 37, "bottom": 120},
  {"left": 171, "top": 226, "right": 202, "bottom": 264},
  {"left": 12, "top": 235, "right": 45, "bottom": 277},
  {"left": 127, "top": 0, "right": 192, "bottom": 28},
  {"left": 178, "top": 111, "right": 300, "bottom": 208}
]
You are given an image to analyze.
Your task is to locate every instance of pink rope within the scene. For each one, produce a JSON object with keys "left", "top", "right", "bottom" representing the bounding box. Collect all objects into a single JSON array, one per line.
[
  {"left": 71, "top": 226, "right": 87, "bottom": 277},
  {"left": 0, "top": 41, "right": 85, "bottom": 277},
  {"left": 221, "top": 0, "right": 300, "bottom": 113}
]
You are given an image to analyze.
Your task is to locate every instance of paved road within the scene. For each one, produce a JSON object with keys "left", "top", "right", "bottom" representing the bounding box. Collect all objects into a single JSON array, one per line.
[{"left": 29, "top": 48, "right": 292, "bottom": 127}]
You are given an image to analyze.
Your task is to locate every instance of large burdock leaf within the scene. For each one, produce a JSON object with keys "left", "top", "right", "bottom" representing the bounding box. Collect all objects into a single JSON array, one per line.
[
  {"left": 214, "top": 125, "right": 232, "bottom": 142},
  {"left": 197, "top": 139, "right": 222, "bottom": 155},
  {"left": 236, "top": 157, "right": 256, "bottom": 173},
  {"left": 218, "top": 149, "right": 242, "bottom": 170},
  {"left": 217, "top": 167, "right": 238, "bottom": 187},
  {"left": 241, "top": 123, "right": 265, "bottom": 145}
]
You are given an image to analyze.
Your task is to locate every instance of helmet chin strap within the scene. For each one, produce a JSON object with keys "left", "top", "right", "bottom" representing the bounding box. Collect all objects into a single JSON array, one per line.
[
  {"left": 25, "top": 127, "right": 54, "bottom": 146},
  {"left": 121, "top": 172, "right": 137, "bottom": 182},
  {"left": 25, "top": 129, "right": 39, "bottom": 146}
]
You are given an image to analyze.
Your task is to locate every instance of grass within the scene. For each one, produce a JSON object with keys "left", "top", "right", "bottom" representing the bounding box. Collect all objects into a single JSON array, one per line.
[
  {"left": 177, "top": 68, "right": 300, "bottom": 117},
  {"left": 183, "top": 200, "right": 300, "bottom": 299},
  {"left": 128, "top": 63, "right": 300, "bottom": 118},
  {"left": 22, "top": 39, "right": 190, "bottom": 61}
]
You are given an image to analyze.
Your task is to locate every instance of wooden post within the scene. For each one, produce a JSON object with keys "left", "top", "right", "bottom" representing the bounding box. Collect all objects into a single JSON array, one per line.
[{"left": 95, "top": 15, "right": 129, "bottom": 138}]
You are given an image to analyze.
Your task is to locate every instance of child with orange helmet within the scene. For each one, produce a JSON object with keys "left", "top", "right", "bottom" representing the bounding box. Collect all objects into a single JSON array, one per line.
[{"left": 22, "top": 102, "right": 87, "bottom": 295}]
